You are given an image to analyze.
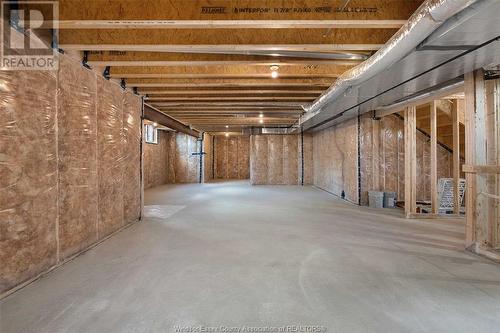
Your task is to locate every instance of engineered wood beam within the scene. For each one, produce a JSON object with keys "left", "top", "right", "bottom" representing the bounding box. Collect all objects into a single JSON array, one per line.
[
  {"left": 156, "top": 106, "right": 303, "bottom": 110},
  {"left": 112, "top": 74, "right": 339, "bottom": 79},
  {"left": 89, "top": 60, "right": 360, "bottom": 67},
  {"left": 152, "top": 102, "right": 305, "bottom": 107},
  {"left": 62, "top": 44, "right": 384, "bottom": 53},
  {"left": 57, "top": 20, "right": 407, "bottom": 30},
  {"left": 133, "top": 83, "right": 330, "bottom": 88},
  {"left": 145, "top": 96, "right": 315, "bottom": 101},
  {"left": 139, "top": 89, "right": 324, "bottom": 95}
]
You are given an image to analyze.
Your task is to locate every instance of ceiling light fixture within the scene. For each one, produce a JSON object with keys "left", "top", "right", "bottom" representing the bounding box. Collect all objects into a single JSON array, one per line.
[
  {"left": 270, "top": 65, "right": 279, "bottom": 79},
  {"left": 259, "top": 119, "right": 264, "bottom": 124},
  {"left": 225, "top": 133, "right": 229, "bottom": 137},
  {"left": 259, "top": 114, "right": 264, "bottom": 118},
  {"left": 152, "top": 122, "right": 158, "bottom": 127}
]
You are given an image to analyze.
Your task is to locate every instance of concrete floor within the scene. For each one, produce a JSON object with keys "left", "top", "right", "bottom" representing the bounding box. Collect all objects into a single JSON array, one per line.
[{"left": 1, "top": 181, "right": 500, "bottom": 332}]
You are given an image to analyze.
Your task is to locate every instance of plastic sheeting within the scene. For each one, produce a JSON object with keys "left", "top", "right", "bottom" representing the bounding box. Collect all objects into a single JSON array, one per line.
[
  {"left": 213, "top": 136, "right": 250, "bottom": 180},
  {"left": 313, "top": 118, "right": 359, "bottom": 203},
  {"left": 250, "top": 134, "right": 312, "bottom": 185},
  {"left": 0, "top": 68, "right": 58, "bottom": 294},
  {"left": 57, "top": 55, "right": 99, "bottom": 259},
  {"left": 122, "top": 92, "right": 142, "bottom": 224},
  {"left": 1, "top": 53, "right": 142, "bottom": 295},
  {"left": 97, "top": 76, "right": 124, "bottom": 238}
]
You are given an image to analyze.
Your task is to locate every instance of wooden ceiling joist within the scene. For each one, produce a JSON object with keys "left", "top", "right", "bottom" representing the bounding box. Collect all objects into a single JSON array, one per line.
[
  {"left": 132, "top": 83, "right": 330, "bottom": 88},
  {"left": 151, "top": 102, "right": 305, "bottom": 107},
  {"left": 57, "top": 20, "right": 407, "bottom": 30},
  {"left": 145, "top": 96, "right": 315, "bottom": 101},
  {"left": 139, "top": 89, "right": 324, "bottom": 95},
  {"left": 89, "top": 60, "right": 360, "bottom": 67},
  {"left": 62, "top": 44, "right": 384, "bottom": 53},
  {"left": 112, "top": 74, "right": 339, "bottom": 79}
]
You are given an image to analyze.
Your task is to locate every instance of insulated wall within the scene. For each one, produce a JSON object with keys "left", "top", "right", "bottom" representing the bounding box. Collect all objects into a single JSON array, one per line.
[
  {"left": 143, "top": 130, "right": 200, "bottom": 189},
  {"left": 213, "top": 136, "right": 250, "bottom": 180},
  {"left": 0, "top": 54, "right": 142, "bottom": 295},
  {"left": 313, "top": 118, "right": 359, "bottom": 203},
  {"left": 0, "top": 68, "right": 58, "bottom": 295},
  {"left": 250, "top": 134, "right": 313, "bottom": 185},
  {"left": 359, "top": 113, "right": 454, "bottom": 205},
  {"left": 203, "top": 133, "right": 213, "bottom": 182}
]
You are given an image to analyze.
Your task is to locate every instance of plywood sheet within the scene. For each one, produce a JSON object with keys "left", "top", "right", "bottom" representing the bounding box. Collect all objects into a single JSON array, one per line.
[
  {"left": 0, "top": 69, "right": 58, "bottom": 294},
  {"left": 97, "top": 77, "right": 124, "bottom": 238},
  {"left": 57, "top": 56, "right": 98, "bottom": 260},
  {"left": 122, "top": 92, "right": 142, "bottom": 224}
]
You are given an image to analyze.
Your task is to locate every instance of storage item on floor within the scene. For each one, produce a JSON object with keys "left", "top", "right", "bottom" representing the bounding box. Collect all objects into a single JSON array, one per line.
[
  {"left": 368, "top": 191, "right": 384, "bottom": 208},
  {"left": 383, "top": 192, "right": 397, "bottom": 208}
]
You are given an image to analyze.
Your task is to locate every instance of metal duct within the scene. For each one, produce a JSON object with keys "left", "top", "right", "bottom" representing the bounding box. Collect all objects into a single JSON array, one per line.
[{"left": 302, "top": 0, "right": 480, "bottom": 116}]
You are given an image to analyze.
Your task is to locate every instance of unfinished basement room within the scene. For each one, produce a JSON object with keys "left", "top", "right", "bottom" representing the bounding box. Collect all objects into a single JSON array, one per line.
[{"left": 1, "top": 0, "right": 500, "bottom": 332}]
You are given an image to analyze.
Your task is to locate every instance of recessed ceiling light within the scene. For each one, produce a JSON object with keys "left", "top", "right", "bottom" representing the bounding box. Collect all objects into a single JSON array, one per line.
[
  {"left": 270, "top": 65, "right": 279, "bottom": 78},
  {"left": 259, "top": 119, "right": 264, "bottom": 124},
  {"left": 259, "top": 114, "right": 264, "bottom": 118},
  {"left": 225, "top": 125, "right": 229, "bottom": 128}
]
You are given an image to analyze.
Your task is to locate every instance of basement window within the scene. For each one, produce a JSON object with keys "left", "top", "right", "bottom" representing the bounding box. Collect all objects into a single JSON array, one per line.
[{"left": 144, "top": 124, "right": 158, "bottom": 144}]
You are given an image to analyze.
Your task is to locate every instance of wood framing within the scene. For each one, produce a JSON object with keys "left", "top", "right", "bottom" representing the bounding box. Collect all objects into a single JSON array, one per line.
[
  {"left": 430, "top": 101, "right": 438, "bottom": 214},
  {"left": 452, "top": 100, "right": 461, "bottom": 214},
  {"left": 90, "top": 60, "right": 359, "bottom": 67},
  {"left": 462, "top": 165, "right": 500, "bottom": 174},
  {"left": 62, "top": 44, "right": 384, "bottom": 53},
  {"left": 139, "top": 89, "right": 324, "bottom": 95},
  {"left": 57, "top": 20, "right": 407, "bottom": 30},
  {"left": 404, "top": 106, "right": 417, "bottom": 217},
  {"left": 464, "top": 69, "right": 490, "bottom": 248}
]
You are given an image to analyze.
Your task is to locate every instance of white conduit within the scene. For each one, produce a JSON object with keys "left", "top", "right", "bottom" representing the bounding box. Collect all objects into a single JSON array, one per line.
[{"left": 302, "top": 0, "right": 482, "bottom": 115}]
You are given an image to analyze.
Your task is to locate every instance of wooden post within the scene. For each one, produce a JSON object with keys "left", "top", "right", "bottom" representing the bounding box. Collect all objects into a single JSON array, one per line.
[
  {"left": 464, "top": 69, "right": 489, "bottom": 248},
  {"left": 405, "top": 106, "right": 417, "bottom": 217},
  {"left": 465, "top": 72, "right": 477, "bottom": 247},
  {"left": 430, "top": 101, "right": 438, "bottom": 214},
  {"left": 452, "top": 100, "right": 461, "bottom": 214},
  {"left": 485, "top": 79, "right": 499, "bottom": 247}
]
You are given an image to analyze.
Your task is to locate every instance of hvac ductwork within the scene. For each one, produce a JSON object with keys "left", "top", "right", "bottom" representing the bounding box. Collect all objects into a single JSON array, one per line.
[{"left": 301, "top": 0, "right": 480, "bottom": 116}]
